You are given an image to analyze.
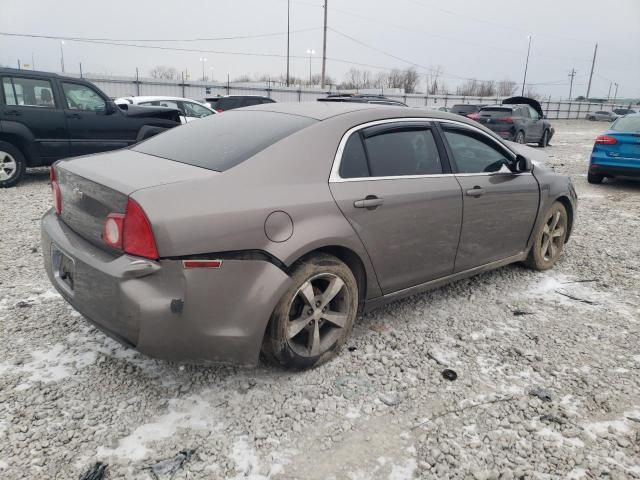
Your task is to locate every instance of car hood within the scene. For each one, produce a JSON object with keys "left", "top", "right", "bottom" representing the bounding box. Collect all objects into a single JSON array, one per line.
[
  {"left": 502, "top": 96, "right": 544, "bottom": 118},
  {"left": 119, "top": 104, "right": 182, "bottom": 122}
]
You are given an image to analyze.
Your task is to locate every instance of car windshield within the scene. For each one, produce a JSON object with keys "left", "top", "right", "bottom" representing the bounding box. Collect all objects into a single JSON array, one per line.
[
  {"left": 610, "top": 115, "right": 640, "bottom": 133},
  {"left": 133, "top": 110, "right": 315, "bottom": 171}
]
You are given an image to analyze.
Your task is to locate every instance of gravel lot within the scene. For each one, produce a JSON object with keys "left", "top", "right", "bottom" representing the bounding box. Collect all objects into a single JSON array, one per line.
[{"left": 1, "top": 120, "right": 639, "bottom": 479}]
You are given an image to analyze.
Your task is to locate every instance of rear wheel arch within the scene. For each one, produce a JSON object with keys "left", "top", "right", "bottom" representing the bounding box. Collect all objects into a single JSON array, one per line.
[{"left": 555, "top": 196, "right": 574, "bottom": 241}]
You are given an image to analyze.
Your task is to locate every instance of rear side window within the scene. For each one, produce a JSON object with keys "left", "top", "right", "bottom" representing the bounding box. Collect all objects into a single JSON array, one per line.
[
  {"left": 363, "top": 128, "right": 442, "bottom": 176},
  {"left": 133, "top": 111, "right": 315, "bottom": 172},
  {"left": 216, "top": 98, "right": 241, "bottom": 110},
  {"left": 2, "top": 77, "right": 56, "bottom": 107},
  {"left": 339, "top": 134, "right": 369, "bottom": 178},
  {"left": 480, "top": 108, "right": 513, "bottom": 118}
]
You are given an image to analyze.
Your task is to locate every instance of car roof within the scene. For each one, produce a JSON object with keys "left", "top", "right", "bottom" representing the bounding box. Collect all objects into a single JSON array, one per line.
[
  {"left": 116, "top": 96, "right": 205, "bottom": 103},
  {"left": 240, "top": 101, "right": 488, "bottom": 124},
  {"left": 0, "top": 67, "right": 92, "bottom": 84},
  {"left": 206, "top": 95, "right": 271, "bottom": 99}
]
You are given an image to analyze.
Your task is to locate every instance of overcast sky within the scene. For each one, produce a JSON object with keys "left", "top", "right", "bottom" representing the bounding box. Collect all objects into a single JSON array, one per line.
[{"left": 1, "top": 0, "right": 639, "bottom": 98}]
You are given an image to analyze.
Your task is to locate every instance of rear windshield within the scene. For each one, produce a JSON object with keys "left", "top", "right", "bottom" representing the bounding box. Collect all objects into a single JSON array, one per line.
[
  {"left": 479, "top": 108, "right": 513, "bottom": 117},
  {"left": 610, "top": 116, "right": 640, "bottom": 133},
  {"left": 451, "top": 105, "right": 479, "bottom": 113},
  {"left": 133, "top": 111, "right": 315, "bottom": 171}
]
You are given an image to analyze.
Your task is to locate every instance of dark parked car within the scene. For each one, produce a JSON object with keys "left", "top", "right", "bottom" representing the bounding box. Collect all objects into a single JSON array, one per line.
[
  {"left": 475, "top": 97, "right": 554, "bottom": 147},
  {"left": 204, "top": 95, "right": 275, "bottom": 112},
  {"left": 318, "top": 94, "right": 407, "bottom": 107},
  {"left": 450, "top": 104, "right": 486, "bottom": 118},
  {"left": 0, "top": 68, "right": 181, "bottom": 187},
  {"left": 42, "top": 103, "right": 577, "bottom": 369},
  {"left": 612, "top": 108, "right": 636, "bottom": 116}
]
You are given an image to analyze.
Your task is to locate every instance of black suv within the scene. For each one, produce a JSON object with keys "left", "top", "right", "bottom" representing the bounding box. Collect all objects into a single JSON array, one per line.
[
  {"left": 204, "top": 95, "right": 275, "bottom": 112},
  {"left": 0, "top": 68, "right": 182, "bottom": 187},
  {"left": 318, "top": 93, "right": 407, "bottom": 106},
  {"left": 475, "top": 97, "right": 554, "bottom": 147}
]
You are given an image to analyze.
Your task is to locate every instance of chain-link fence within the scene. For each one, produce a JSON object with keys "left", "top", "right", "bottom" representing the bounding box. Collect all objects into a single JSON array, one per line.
[{"left": 65, "top": 73, "right": 638, "bottom": 120}]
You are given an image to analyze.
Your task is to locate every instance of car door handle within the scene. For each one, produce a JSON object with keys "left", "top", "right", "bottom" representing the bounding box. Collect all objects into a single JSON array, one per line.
[
  {"left": 4, "top": 109, "right": 21, "bottom": 116},
  {"left": 66, "top": 113, "right": 82, "bottom": 119},
  {"left": 465, "top": 186, "right": 485, "bottom": 197},
  {"left": 354, "top": 196, "right": 384, "bottom": 209}
]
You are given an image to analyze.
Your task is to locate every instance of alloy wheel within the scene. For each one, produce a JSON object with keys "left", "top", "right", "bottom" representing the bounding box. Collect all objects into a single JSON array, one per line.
[
  {"left": 286, "top": 273, "right": 351, "bottom": 358},
  {"left": 516, "top": 132, "right": 525, "bottom": 144},
  {"left": 540, "top": 210, "right": 565, "bottom": 262},
  {"left": 0, "top": 151, "right": 17, "bottom": 181}
]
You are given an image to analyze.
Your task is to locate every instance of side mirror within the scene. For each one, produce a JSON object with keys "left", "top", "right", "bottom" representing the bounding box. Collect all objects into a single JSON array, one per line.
[
  {"left": 515, "top": 154, "right": 532, "bottom": 173},
  {"left": 105, "top": 101, "right": 118, "bottom": 115}
]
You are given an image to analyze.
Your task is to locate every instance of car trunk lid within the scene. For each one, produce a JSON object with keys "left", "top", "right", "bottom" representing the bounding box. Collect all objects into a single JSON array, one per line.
[
  {"left": 55, "top": 149, "right": 217, "bottom": 250},
  {"left": 477, "top": 108, "right": 514, "bottom": 129},
  {"left": 607, "top": 132, "right": 640, "bottom": 160}
]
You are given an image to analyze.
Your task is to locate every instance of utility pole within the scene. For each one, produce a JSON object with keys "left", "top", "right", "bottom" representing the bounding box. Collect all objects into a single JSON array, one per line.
[
  {"left": 521, "top": 35, "right": 532, "bottom": 96},
  {"left": 613, "top": 83, "right": 619, "bottom": 105},
  {"left": 321, "top": 0, "right": 328, "bottom": 89},
  {"left": 60, "top": 40, "right": 65, "bottom": 73},
  {"left": 568, "top": 68, "right": 576, "bottom": 100},
  {"left": 286, "top": 0, "right": 290, "bottom": 86},
  {"left": 585, "top": 43, "right": 598, "bottom": 100}
]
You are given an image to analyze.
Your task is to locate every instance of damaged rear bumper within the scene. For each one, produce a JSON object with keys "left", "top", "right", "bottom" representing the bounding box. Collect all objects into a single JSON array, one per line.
[{"left": 41, "top": 209, "right": 292, "bottom": 365}]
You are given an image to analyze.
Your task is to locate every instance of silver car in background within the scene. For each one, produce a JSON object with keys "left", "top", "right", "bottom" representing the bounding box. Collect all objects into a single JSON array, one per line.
[{"left": 42, "top": 103, "right": 577, "bottom": 369}]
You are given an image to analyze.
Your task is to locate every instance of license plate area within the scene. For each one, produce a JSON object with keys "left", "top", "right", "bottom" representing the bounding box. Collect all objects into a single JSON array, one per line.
[{"left": 51, "top": 244, "right": 75, "bottom": 296}]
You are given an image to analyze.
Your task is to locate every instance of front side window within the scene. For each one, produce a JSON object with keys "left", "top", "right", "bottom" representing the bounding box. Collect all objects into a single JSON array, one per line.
[
  {"left": 140, "top": 100, "right": 179, "bottom": 109},
  {"left": 527, "top": 107, "right": 539, "bottom": 120},
  {"left": 363, "top": 127, "right": 442, "bottom": 177},
  {"left": 2, "top": 77, "right": 56, "bottom": 107},
  {"left": 183, "top": 102, "right": 213, "bottom": 118},
  {"left": 61, "top": 82, "right": 106, "bottom": 112},
  {"left": 443, "top": 128, "right": 512, "bottom": 174}
]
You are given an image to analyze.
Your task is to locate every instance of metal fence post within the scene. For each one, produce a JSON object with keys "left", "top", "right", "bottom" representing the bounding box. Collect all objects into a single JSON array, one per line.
[
  {"left": 135, "top": 68, "right": 140, "bottom": 96},
  {"left": 576, "top": 101, "right": 581, "bottom": 120}
]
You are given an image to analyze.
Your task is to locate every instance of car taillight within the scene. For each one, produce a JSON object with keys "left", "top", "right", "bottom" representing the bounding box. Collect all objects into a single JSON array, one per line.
[
  {"left": 467, "top": 113, "right": 480, "bottom": 120},
  {"left": 595, "top": 135, "right": 617, "bottom": 145},
  {"left": 215, "top": 108, "right": 223, "bottom": 113},
  {"left": 499, "top": 117, "right": 514, "bottom": 123},
  {"left": 50, "top": 167, "right": 62, "bottom": 215},
  {"left": 102, "top": 198, "right": 159, "bottom": 259}
]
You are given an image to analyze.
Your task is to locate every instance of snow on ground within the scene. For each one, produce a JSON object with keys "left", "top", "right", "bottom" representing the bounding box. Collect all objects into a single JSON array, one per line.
[{"left": 1, "top": 121, "right": 639, "bottom": 479}]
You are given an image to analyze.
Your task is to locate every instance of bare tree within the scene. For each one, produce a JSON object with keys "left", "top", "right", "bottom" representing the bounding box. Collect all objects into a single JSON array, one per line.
[
  {"left": 497, "top": 79, "right": 517, "bottom": 97},
  {"left": 402, "top": 67, "right": 420, "bottom": 94},
  {"left": 525, "top": 86, "right": 540, "bottom": 99},
  {"left": 425, "top": 65, "right": 443, "bottom": 95},
  {"left": 477, "top": 80, "right": 496, "bottom": 97},
  {"left": 149, "top": 66, "right": 178, "bottom": 80}
]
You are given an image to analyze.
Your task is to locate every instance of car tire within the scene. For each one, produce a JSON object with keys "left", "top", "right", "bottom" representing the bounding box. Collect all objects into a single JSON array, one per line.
[
  {"left": 0, "top": 141, "right": 27, "bottom": 188},
  {"left": 587, "top": 172, "right": 604, "bottom": 184},
  {"left": 263, "top": 253, "right": 358, "bottom": 369},
  {"left": 515, "top": 131, "right": 525, "bottom": 144},
  {"left": 524, "top": 202, "right": 568, "bottom": 271},
  {"left": 538, "top": 129, "right": 549, "bottom": 148}
]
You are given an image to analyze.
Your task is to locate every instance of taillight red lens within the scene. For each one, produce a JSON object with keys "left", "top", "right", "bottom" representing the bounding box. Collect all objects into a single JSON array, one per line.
[
  {"left": 103, "top": 213, "right": 125, "bottom": 249},
  {"left": 467, "top": 113, "right": 480, "bottom": 120},
  {"left": 122, "top": 198, "right": 159, "bottom": 259},
  {"left": 215, "top": 108, "right": 223, "bottom": 113},
  {"left": 50, "top": 167, "right": 62, "bottom": 215},
  {"left": 595, "top": 135, "right": 617, "bottom": 145},
  {"left": 499, "top": 117, "right": 514, "bottom": 123},
  {"left": 102, "top": 198, "right": 159, "bottom": 259}
]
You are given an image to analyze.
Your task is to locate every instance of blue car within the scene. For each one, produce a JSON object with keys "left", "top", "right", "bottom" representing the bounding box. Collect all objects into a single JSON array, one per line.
[{"left": 588, "top": 113, "right": 640, "bottom": 184}]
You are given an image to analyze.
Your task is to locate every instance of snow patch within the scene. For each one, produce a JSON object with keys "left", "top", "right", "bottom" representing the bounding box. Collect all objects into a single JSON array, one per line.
[
  {"left": 388, "top": 458, "right": 417, "bottom": 480},
  {"left": 97, "top": 394, "right": 217, "bottom": 461}
]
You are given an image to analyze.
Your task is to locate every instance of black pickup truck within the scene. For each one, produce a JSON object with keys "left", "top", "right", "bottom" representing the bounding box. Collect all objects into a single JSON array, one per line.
[{"left": 0, "top": 68, "right": 182, "bottom": 187}]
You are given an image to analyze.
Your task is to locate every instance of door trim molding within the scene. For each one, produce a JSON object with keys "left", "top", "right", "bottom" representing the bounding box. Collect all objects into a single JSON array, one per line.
[{"left": 363, "top": 251, "right": 527, "bottom": 312}]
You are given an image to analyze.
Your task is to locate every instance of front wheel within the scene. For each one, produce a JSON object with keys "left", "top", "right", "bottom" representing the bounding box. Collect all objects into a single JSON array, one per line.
[
  {"left": 263, "top": 253, "right": 358, "bottom": 369},
  {"left": 0, "top": 142, "right": 27, "bottom": 188},
  {"left": 524, "top": 202, "right": 568, "bottom": 271},
  {"left": 515, "top": 131, "right": 525, "bottom": 144}
]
